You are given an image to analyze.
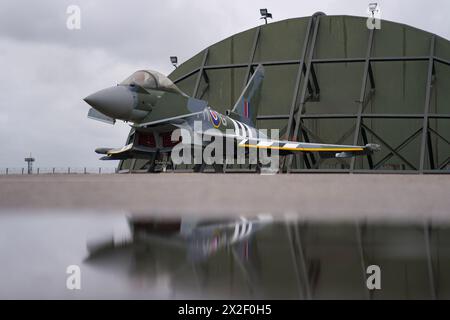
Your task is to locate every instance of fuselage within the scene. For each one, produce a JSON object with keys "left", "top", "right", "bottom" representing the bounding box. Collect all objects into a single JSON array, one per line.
[{"left": 84, "top": 70, "right": 263, "bottom": 142}]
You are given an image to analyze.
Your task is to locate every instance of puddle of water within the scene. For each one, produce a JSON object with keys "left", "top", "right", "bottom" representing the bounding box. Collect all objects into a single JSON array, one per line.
[{"left": 0, "top": 210, "right": 448, "bottom": 299}]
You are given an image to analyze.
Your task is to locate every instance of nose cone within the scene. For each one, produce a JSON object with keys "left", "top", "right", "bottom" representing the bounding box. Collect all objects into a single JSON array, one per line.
[{"left": 84, "top": 86, "right": 135, "bottom": 120}]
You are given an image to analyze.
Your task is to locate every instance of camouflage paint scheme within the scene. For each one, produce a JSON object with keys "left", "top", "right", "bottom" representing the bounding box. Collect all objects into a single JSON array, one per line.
[{"left": 84, "top": 65, "right": 379, "bottom": 163}]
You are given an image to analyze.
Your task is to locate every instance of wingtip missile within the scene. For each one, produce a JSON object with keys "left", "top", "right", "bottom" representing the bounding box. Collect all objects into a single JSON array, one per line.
[{"left": 365, "top": 143, "right": 381, "bottom": 152}]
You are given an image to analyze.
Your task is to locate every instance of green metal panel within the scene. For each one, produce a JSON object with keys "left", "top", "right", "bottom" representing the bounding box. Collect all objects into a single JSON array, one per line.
[
  {"left": 201, "top": 69, "right": 235, "bottom": 111},
  {"left": 258, "top": 65, "right": 298, "bottom": 118},
  {"left": 372, "top": 21, "right": 430, "bottom": 57},
  {"left": 435, "top": 63, "right": 450, "bottom": 114},
  {"left": 436, "top": 36, "right": 450, "bottom": 60},
  {"left": 307, "top": 63, "right": 364, "bottom": 114},
  {"left": 369, "top": 61, "right": 428, "bottom": 114},
  {"left": 253, "top": 18, "right": 308, "bottom": 62},
  {"left": 315, "top": 16, "right": 368, "bottom": 59}
]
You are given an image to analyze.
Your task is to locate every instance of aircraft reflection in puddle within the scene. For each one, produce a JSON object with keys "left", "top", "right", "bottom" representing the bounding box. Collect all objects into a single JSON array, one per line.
[
  {"left": 87, "top": 214, "right": 273, "bottom": 261},
  {"left": 85, "top": 215, "right": 450, "bottom": 299},
  {"left": 85, "top": 214, "right": 275, "bottom": 299}
]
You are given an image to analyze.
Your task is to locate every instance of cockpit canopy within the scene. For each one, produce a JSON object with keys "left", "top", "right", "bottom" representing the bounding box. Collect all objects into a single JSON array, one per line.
[{"left": 120, "top": 70, "right": 185, "bottom": 95}]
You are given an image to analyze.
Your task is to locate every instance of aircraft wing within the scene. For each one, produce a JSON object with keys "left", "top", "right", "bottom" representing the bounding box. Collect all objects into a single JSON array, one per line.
[
  {"left": 201, "top": 130, "right": 380, "bottom": 158},
  {"left": 237, "top": 137, "right": 380, "bottom": 157}
]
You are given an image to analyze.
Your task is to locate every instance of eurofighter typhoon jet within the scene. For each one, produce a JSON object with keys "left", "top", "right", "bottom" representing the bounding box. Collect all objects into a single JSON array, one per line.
[{"left": 84, "top": 65, "right": 380, "bottom": 166}]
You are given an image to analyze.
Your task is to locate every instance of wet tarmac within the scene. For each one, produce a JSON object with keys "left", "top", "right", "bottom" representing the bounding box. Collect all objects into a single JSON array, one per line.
[{"left": 0, "top": 173, "right": 449, "bottom": 220}]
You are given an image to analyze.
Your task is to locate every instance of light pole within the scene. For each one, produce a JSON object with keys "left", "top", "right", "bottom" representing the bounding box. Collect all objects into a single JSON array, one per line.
[{"left": 260, "top": 8, "right": 273, "bottom": 25}]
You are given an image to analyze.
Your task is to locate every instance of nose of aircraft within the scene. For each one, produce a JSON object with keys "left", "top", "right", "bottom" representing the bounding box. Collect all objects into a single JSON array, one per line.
[{"left": 84, "top": 86, "right": 136, "bottom": 121}]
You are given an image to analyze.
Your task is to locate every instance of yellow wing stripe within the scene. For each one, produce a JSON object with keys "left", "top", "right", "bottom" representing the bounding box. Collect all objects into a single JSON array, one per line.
[{"left": 239, "top": 144, "right": 364, "bottom": 152}]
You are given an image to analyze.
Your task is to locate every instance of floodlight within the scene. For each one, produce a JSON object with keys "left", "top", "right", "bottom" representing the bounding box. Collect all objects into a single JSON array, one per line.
[
  {"left": 170, "top": 56, "right": 178, "bottom": 68},
  {"left": 259, "top": 8, "right": 272, "bottom": 24},
  {"left": 368, "top": 3, "right": 378, "bottom": 15}
]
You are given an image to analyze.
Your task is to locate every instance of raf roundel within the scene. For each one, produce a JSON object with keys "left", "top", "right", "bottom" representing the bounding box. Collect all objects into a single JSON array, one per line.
[{"left": 209, "top": 109, "right": 221, "bottom": 128}]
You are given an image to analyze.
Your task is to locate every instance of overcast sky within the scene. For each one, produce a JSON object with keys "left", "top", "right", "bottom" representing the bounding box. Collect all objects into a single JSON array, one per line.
[{"left": 0, "top": 0, "right": 448, "bottom": 169}]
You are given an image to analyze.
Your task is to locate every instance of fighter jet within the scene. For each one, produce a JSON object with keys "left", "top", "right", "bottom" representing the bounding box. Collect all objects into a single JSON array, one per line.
[{"left": 84, "top": 65, "right": 380, "bottom": 166}]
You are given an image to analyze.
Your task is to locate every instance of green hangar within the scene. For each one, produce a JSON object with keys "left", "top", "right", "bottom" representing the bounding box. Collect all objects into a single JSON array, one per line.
[{"left": 119, "top": 13, "right": 449, "bottom": 173}]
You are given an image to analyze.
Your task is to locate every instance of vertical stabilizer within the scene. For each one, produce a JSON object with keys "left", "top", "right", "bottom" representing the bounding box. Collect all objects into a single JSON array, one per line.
[{"left": 231, "top": 64, "right": 264, "bottom": 126}]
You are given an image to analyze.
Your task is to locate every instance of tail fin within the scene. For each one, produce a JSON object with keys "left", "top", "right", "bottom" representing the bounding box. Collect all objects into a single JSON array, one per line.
[{"left": 231, "top": 64, "right": 264, "bottom": 126}]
